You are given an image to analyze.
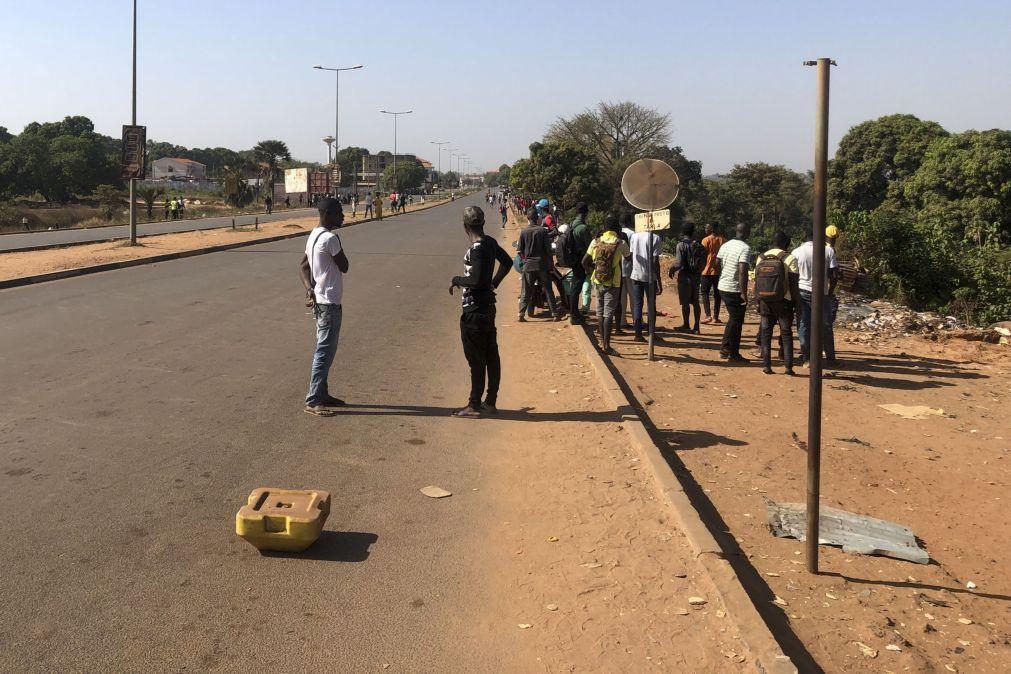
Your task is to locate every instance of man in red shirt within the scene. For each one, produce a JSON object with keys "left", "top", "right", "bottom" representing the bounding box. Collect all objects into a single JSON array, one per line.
[{"left": 699, "top": 223, "right": 726, "bottom": 324}]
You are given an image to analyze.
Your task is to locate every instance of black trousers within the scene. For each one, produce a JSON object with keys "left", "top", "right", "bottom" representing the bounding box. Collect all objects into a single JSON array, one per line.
[
  {"left": 460, "top": 312, "right": 500, "bottom": 407},
  {"left": 700, "top": 274, "right": 721, "bottom": 318},
  {"left": 759, "top": 300, "right": 795, "bottom": 368},
  {"left": 569, "top": 266, "right": 587, "bottom": 323},
  {"left": 719, "top": 290, "right": 746, "bottom": 356},
  {"left": 678, "top": 273, "right": 701, "bottom": 329}
]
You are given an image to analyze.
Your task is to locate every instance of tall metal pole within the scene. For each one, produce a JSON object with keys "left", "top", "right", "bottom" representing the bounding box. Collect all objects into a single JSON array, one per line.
[
  {"left": 335, "top": 71, "right": 340, "bottom": 154},
  {"left": 129, "top": 0, "right": 137, "bottom": 245},
  {"left": 647, "top": 215, "right": 656, "bottom": 361},
  {"left": 431, "top": 141, "right": 448, "bottom": 188},
  {"left": 393, "top": 114, "right": 398, "bottom": 189},
  {"left": 803, "top": 57, "right": 834, "bottom": 574}
]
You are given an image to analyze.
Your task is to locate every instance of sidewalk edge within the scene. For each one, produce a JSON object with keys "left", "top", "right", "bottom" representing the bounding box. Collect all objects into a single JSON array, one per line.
[{"left": 569, "top": 326, "right": 798, "bottom": 674}]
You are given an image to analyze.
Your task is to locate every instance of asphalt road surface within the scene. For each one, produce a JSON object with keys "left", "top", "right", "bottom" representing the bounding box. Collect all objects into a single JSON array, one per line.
[
  {"left": 0, "top": 194, "right": 521, "bottom": 671},
  {"left": 0, "top": 207, "right": 317, "bottom": 252}
]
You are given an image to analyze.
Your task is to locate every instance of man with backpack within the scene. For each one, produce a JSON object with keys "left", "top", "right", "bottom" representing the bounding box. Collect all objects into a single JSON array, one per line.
[
  {"left": 583, "top": 214, "right": 631, "bottom": 356},
  {"left": 668, "top": 222, "right": 705, "bottom": 334},
  {"left": 558, "top": 202, "right": 594, "bottom": 325},
  {"left": 518, "top": 207, "right": 563, "bottom": 322},
  {"left": 755, "top": 231, "right": 800, "bottom": 375}
]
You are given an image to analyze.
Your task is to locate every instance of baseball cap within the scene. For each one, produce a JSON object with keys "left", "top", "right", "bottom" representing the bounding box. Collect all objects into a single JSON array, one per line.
[{"left": 825, "top": 225, "right": 839, "bottom": 238}]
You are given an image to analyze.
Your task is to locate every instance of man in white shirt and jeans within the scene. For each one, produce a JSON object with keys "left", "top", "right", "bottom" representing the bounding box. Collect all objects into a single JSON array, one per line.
[
  {"left": 714, "top": 222, "right": 752, "bottom": 362},
  {"left": 298, "top": 197, "right": 350, "bottom": 417},
  {"left": 791, "top": 225, "right": 839, "bottom": 366}
]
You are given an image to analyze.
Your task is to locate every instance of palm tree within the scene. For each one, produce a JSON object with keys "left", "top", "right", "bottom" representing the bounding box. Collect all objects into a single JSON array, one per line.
[
  {"left": 252, "top": 140, "right": 291, "bottom": 196},
  {"left": 136, "top": 186, "right": 165, "bottom": 218}
]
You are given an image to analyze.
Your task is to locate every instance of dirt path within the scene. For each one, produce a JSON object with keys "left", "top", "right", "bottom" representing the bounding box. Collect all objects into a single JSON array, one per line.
[
  {"left": 599, "top": 278, "right": 1011, "bottom": 672},
  {"left": 0, "top": 199, "right": 447, "bottom": 281},
  {"left": 467, "top": 217, "right": 757, "bottom": 672}
]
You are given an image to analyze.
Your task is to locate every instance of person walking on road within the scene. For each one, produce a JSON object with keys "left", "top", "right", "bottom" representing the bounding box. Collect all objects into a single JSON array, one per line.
[
  {"left": 628, "top": 226, "right": 663, "bottom": 343},
  {"left": 584, "top": 214, "right": 631, "bottom": 355},
  {"left": 499, "top": 202, "right": 508, "bottom": 228},
  {"left": 700, "top": 223, "right": 725, "bottom": 324},
  {"left": 714, "top": 223, "right": 752, "bottom": 362},
  {"left": 265, "top": 194, "right": 273, "bottom": 214},
  {"left": 669, "top": 222, "right": 704, "bottom": 333},
  {"left": 449, "top": 206, "right": 513, "bottom": 418},
  {"left": 792, "top": 225, "right": 839, "bottom": 366},
  {"left": 375, "top": 193, "right": 384, "bottom": 220},
  {"left": 364, "top": 192, "right": 373, "bottom": 218},
  {"left": 566, "top": 202, "right": 594, "bottom": 325},
  {"left": 351, "top": 194, "right": 358, "bottom": 217},
  {"left": 517, "top": 207, "right": 563, "bottom": 322},
  {"left": 298, "top": 197, "right": 350, "bottom": 417},
  {"left": 178, "top": 197, "right": 185, "bottom": 219}
]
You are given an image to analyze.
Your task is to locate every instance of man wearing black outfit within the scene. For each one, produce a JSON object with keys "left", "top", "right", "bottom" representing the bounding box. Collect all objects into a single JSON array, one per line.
[
  {"left": 449, "top": 206, "right": 513, "bottom": 418},
  {"left": 517, "top": 207, "right": 563, "bottom": 321},
  {"left": 567, "top": 202, "right": 593, "bottom": 325}
]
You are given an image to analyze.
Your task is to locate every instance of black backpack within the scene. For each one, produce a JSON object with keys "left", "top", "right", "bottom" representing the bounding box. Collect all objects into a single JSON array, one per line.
[
  {"left": 754, "top": 251, "right": 789, "bottom": 302},
  {"left": 556, "top": 227, "right": 580, "bottom": 268},
  {"left": 682, "top": 240, "right": 707, "bottom": 275}
]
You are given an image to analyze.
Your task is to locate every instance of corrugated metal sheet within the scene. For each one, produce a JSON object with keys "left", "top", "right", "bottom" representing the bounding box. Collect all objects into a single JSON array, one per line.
[{"left": 767, "top": 501, "right": 929, "bottom": 564}]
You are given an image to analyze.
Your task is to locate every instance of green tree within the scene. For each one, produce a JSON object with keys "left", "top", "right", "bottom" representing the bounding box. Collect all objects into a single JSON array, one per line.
[
  {"left": 137, "top": 186, "right": 165, "bottom": 218},
  {"left": 252, "top": 140, "right": 291, "bottom": 194},
  {"left": 335, "top": 146, "right": 368, "bottom": 187},
  {"left": 93, "top": 185, "right": 124, "bottom": 221},
  {"left": 223, "top": 167, "right": 254, "bottom": 207},
  {"left": 381, "top": 159, "right": 426, "bottom": 191},
  {"left": 509, "top": 142, "right": 609, "bottom": 211},
  {"left": 546, "top": 101, "right": 671, "bottom": 171},
  {"left": 828, "top": 114, "right": 948, "bottom": 213}
]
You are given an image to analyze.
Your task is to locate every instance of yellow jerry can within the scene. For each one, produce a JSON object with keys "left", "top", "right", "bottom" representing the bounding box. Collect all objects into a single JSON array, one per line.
[{"left": 235, "top": 488, "right": 331, "bottom": 552}]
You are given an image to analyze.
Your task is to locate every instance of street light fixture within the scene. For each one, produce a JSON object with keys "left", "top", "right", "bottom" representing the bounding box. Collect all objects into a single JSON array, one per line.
[
  {"left": 380, "top": 109, "right": 412, "bottom": 189},
  {"left": 431, "top": 141, "right": 449, "bottom": 187},
  {"left": 313, "top": 64, "right": 363, "bottom": 194}
]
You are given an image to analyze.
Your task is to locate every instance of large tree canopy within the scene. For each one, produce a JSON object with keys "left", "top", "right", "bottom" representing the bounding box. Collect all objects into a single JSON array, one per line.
[
  {"left": 382, "top": 159, "right": 426, "bottom": 192},
  {"left": 546, "top": 101, "right": 671, "bottom": 171},
  {"left": 509, "top": 142, "right": 609, "bottom": 210},
  {"left": 828, "top": 114, "right": 948, "bottom": 213}
]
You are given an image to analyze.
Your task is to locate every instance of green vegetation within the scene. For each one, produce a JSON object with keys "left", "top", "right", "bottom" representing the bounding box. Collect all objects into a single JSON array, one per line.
[
  {"left": 381, "top": 159, "right": 427, "bottom": 192},
  {"left": 511, "top": 104, "right": 1009, "bottom": 325}
]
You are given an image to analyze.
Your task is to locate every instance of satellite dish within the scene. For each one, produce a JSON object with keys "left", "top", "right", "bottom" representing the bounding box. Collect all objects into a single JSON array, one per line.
[{"left": 621, "top": 159, "right": 680, "bottom": 211}]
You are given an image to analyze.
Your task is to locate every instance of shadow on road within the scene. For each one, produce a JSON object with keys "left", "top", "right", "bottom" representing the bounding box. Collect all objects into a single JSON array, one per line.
[
  {"left": 260, "top": 531, "right": 378, "bottom": 563},
  {"left": 334, "top": 403, "right": 628, "bottom": 424}
]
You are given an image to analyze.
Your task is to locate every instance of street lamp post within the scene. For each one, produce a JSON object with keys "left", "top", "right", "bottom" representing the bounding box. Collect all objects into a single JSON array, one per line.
[
  {"left": 313, "top": 64, "right": 363, "bottom": 194},
  {"left": 379, "top": 109, "right": 412, "bottom": 191},
  {"left": 129, "top": 0, "right": 137, "bottom": 245},
  {"left": 431, "top": 141, "right": 449, "bottom": 187}
]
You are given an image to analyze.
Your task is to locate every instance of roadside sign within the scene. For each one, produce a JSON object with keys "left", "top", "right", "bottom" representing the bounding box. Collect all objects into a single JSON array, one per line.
[
  {"left": 285, "top": 168, "right": 308, "bottom": 194},
  {"left": 121, "top": 125, "right": 146, "bottom": 180},
  {"left": 634, "top": 209, "right": 670, "bottom": 232}
]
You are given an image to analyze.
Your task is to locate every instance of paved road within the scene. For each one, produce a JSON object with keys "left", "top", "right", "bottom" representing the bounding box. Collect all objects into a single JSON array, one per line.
[
  {"left": 0, "top": 194, "right": 519, "bottom": 671},
  {"left": 0, "top": 208, "right": 317, "bottom": 252}
]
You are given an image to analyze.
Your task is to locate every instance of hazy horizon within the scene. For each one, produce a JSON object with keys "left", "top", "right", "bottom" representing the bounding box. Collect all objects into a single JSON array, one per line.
[{"left": 5, "top": 0, "right": 1010, "bottom": 175}]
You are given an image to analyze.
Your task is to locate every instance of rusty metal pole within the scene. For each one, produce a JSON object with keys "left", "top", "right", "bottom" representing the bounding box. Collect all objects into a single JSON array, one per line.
[{"left": 803, "top": 57, "right": 834, "bottom": 574}]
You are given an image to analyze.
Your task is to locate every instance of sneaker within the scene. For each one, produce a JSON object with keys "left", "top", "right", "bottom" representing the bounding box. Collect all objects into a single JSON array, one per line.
[
  {"left": 727, "top": 354, "right": 750, "bottom": 364},
  {"left": 553, "top": 314, "right": 564, "bottom": 322},
  {"left": 481, "top": 401, "right": 498, "bottom": 415},
  {"left": 517, "top": 315, "right": 527, "bottom": 322},
  {"left": 762, "top": 366, "right": 774, "bottom": 375}
]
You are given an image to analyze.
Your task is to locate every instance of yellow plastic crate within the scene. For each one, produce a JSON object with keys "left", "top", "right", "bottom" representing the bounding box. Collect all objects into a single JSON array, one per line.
[{"left": 235, "top": 488, "right": 331, "bottom": 552}]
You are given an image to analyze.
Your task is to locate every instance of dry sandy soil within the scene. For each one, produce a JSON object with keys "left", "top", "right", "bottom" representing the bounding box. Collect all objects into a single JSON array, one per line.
[
  {"left": 474, "top": 220, "right": 759, "bottom": 672},
  {"left": 593, "top": 277, "right": 1010, "bottom": 672},
  {"left": 0, "top": 199, "right": 446, "bottom": 282}
]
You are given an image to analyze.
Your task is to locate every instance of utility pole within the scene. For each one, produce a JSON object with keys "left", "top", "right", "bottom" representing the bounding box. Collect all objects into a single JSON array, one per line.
[
  {"left": 313, "top": 64, "right": 363, "bottom": 196},
  {"left": 380, "top": 109, "right": 412, "bottom": 190},
  {"left": 129, "top": 0, "right": 137, "bottom": 245},
  {"left": 431, "top": 141, "right": 449, "bottom": 188},
  {"left": 802, "top": 56, "right": 835, "bottom": 574}
]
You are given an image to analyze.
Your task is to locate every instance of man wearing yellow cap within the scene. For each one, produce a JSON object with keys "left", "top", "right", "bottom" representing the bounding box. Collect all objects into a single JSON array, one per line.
[{"left": 791, "top": 225, "right": 839, "bottom": 366}]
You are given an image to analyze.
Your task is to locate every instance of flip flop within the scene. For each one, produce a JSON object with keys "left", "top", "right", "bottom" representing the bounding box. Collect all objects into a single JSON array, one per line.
[
  {"left": 452, "top": 407, "right": 482, "bottom": 418},
  {"left": 304, "top": 405, "right": 336, "bottom": 417}
]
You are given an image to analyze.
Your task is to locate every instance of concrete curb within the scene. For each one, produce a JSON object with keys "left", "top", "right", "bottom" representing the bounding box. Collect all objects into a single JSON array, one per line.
[
  {"left": 569, "top": 326, "right": 798, "bottom": 674},
  {"left": 0, "top": 198, "right": 455, "bottom": 291}
]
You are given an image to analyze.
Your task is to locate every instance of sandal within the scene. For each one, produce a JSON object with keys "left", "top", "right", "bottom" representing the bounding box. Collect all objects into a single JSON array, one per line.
[
  {"left": 452, "top": 406, "right": 483, "bottom": 418},
  {"left": 304, "top": 405, "right": 336, "bottom": 417}
]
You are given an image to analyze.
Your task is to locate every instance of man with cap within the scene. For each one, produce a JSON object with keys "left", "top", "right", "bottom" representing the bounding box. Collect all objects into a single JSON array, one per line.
[
  {"left": 298, "top": 197, "right": 350, "bottom": 417},
  {"left": 791, "top": 225, "right": 839, "bottom": 367}
]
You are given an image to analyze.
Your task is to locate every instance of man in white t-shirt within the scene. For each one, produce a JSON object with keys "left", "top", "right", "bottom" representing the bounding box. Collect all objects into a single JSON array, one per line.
[
  {"left": 628, "top": 228, "right": 663, "bottom": 342},
  {"left": 714, "top": 223, "right": 752, "bottom": 362},
  {"left": 364, "top": 192, "right": 374, "bottom": 219},
  {"left": 791, "top": 225, "right": 839, "bottom": 365},
  {"left": 298, "top": 197, "right": 350, "bottom": 417}
]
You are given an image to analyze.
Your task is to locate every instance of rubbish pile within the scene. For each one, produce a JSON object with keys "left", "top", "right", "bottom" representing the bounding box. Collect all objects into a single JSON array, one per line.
[{"left": 839, "top": 293, "right": 967, "bottom": 340}]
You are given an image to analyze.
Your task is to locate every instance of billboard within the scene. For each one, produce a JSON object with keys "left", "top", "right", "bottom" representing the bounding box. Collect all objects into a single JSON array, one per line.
[
  {"left": 121, "top": 125, "right": 147, "bottom": 180},
  {"left": 284, "top": 168, "right": 308, "bottom": 194}
]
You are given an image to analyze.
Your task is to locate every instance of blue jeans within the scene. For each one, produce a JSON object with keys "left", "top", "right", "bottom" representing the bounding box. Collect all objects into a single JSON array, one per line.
[
  {"left": 631, "top": 280, "right": 655, "bottom": 337},
  {"left": 306, "top": 303, "right": 342, "bottom": 405},
  {"left": 797, "top": 291, "right": 837, "bottom": 362}
]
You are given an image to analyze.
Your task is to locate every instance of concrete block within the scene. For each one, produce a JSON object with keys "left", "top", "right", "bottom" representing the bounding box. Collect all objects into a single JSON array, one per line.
[{"left": 235, "top": 488, "right": 330, "bottom": 552}]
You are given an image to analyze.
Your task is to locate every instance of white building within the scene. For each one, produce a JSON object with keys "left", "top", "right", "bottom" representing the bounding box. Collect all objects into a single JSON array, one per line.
[{"left": 152, "top": 157, "right": 207, "bottom": 181}]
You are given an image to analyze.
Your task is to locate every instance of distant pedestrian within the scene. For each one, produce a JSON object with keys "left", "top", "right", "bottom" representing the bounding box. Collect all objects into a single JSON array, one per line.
[
  {"left": 583, "top": 214, "right": 631, "bottom": 355},
  {"left": 364, "top": 192, "right": 374, "bottom": 218},
  {"left": 700, "top": 223, "right": 726, "bottom": 324},
  {"left": 351, "top": 194, "right": 358, "bottom": 216},
  {"left": 178, "top": 198, "right": 185, "bottom": 218},
  {"left": 265, "top": 195, "right": 273, "bottom": 214},
  {"left": 22, "top": 216, "right": 30, "bottom": 231},
  {"left": 170, "top": 197, "right": 179, "bottom": 220},
  {"left": 375, "top": 193, "right": 384, "bottom": 220},
  {"left": 449, "top": 206, "right": 513, "bottom": 418},
  {"left": 389, "top": 192, "right": 397, "bottom": 214},
  {"left": 163, "top": 198, "right": 170, "bottom": 220},
  {"left": 755, "top": 230, "right": 800, "bottom": 375},
  {"left": 714, "top": 223, "right": 752, "bottom": 363},
  {"left": 285, "top": 195, "right": 291, "bottom": 209},
  {"left": 299, "top": 193, "right": 304, "bottom": 207},
  {"left": 499, "top": 203, "right": 507, "bottom": 228},
  {"left": 298, "top": 197, "right": 350, "bottom": 417},
  {"left": 399, "top": 192, "right": 407, "bottom": 213},
  {"left": 517, "top": 207, "right": 563, "bottom": 321},
  {"left": 669, "top": 222, "right": 704, "bottom": 334}
]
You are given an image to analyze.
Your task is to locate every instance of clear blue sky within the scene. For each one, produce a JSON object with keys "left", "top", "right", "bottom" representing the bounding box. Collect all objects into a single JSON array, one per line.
[{"left": 5, "top": 0, "right": 1010, "bottom": 174}]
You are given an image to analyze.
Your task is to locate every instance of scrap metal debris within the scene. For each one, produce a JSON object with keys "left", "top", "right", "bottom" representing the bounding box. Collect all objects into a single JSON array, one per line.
[{"left": 767, "top": 501, "right": 929, "bottom": 564}]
